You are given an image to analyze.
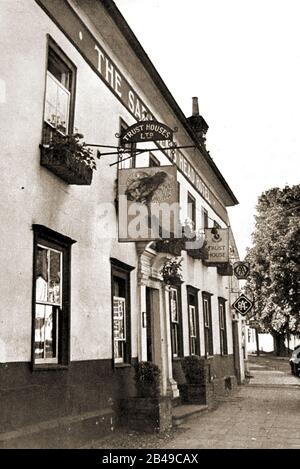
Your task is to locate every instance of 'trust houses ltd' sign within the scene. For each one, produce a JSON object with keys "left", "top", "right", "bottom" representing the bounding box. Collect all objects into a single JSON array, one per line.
[{"left": 36, "top": 0, "right": 228, "bottom": 223}]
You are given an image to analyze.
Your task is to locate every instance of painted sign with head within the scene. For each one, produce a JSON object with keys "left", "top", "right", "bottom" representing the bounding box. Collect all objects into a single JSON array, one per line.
[{"left": 118, "top": 165, "right": 179, "bottom": 242}]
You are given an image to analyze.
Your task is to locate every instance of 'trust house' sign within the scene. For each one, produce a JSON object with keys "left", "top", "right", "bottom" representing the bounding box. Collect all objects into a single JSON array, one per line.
[{"left": 120, "top": 121, "right": 174, "bottom": 144}]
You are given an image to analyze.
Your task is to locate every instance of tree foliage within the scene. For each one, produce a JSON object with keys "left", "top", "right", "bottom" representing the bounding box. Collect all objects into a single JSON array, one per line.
[{"left": 245, "top": 185, "right": 300, "bottom": 338}]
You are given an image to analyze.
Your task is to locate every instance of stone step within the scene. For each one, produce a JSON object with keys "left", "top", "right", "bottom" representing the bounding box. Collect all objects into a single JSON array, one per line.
[
  {"left": 172, "top": 404, "right": 208, "bottom": 427},
  {"left": 0, "top": 408, "right": 115, "bottom": 449}
]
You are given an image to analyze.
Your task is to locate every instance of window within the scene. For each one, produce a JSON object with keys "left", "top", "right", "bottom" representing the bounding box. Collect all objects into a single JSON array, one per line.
[
  {"left": 43, "top": 37, "right": 76, "bottom": 140},
  {"left": 169, "top": 288, "right": 182, "bottom": 358},
  {"left": 187, "top": 192, "right": 196, "bottom": 230},
  {"left": 32, "top": 225, "right": 75, "bottom": 368},
  {"left": 219, "top": 298, "right": 228, "bottom": 355},
  {"left": 187, "top": 287, "right": 200, "bottom": 356},
  {"left": 111, "top": 258, "right": 134, "bottom": 365},
  {"left": 202, "top": 292, "right": 213, "bottom": 356},
  {"left": 201, "top": 207, "right": 209, "bottom": 229},
  {"left": 149, "top": 153, "right": 160, "bottom": 167},
  {"left": 118, "top": 119, "right": 136, "bottom": 169}
]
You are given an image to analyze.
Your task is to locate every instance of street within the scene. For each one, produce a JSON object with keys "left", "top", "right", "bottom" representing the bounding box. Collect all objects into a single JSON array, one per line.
[{"left": 91, "top": 355, "right": 300, "bottom": 450}]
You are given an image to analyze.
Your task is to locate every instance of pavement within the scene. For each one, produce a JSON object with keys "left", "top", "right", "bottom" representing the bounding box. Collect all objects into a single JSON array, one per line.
[
  {"left": 89, "top": 355, "right": 300, "bottom": 449},
  {"left": 163, "top": 355, "right": 300, "bottom": 449}
]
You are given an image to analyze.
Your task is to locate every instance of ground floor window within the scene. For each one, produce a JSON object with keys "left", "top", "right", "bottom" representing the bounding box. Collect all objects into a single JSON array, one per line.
[
  {"left": 32, "top": 225, "right": 75, "bottom": 368},
  {"left": 187, "top": 286, "right": 200, "bottom": 356},
  {"left": 202, "top": 292, "right": 213, "bottom": 357},
  {"left": 219, "top": 297, "right": 228, "bottom": 355},
  {"left": 169, "top": 287, "right": 182, "bottom": 358},
  {"left": 111, "top": 258, "right": 134, "bottom": 365}
]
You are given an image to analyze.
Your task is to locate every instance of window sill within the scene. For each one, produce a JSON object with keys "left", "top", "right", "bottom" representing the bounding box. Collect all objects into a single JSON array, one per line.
[
  {"left": 114, "top": 363, "right": 132, "bottom": 369},
  {"left": 32, "top": 364, "right": 69, "bottom": 372}
]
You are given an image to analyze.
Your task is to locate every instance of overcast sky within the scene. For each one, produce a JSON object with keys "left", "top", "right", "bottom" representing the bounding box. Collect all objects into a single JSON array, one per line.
[{"left": 114, "top": 0, "right": 300, "bottom": 257}]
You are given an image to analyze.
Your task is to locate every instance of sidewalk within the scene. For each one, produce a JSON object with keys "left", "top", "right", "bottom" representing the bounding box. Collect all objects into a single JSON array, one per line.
[{"left": 88, "top": 355, "right": 300, "bottom": 449}]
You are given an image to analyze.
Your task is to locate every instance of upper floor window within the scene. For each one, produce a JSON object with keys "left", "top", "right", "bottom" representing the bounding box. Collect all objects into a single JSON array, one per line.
[
  {"left": 149, "top": 153, "right": 160, "bottom": 167},
  {"left": 118, "top": 119, "right": 136, "bottom": 169},
  {"left": 32, "top": 225, "right": 75, "bottom": 368},
  {"left": 201, "top": 207, "right": 209, "bottom": 229},
  {"left": 187, "top": 192, "right": 196, "bottom": 230},
  {"left": 43, "top": 37, "right": 76, "bottom": 140}
]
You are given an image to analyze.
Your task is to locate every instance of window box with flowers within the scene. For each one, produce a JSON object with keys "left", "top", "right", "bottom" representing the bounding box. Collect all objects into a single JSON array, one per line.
[{"left": 40, "top": 133, "right": 97, "bottom": 185}]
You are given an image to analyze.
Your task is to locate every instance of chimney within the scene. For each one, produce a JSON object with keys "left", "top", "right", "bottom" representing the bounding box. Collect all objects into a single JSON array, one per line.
[
  {"left": 192, "top": 97, "right": 199, "bottom": 116},
  {"left": 187, "top": 97, "right": 209, "bottom": 144}
]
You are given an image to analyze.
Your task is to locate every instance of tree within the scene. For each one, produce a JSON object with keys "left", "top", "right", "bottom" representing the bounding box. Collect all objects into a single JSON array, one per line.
[{"left": 245, "top": 185, "right": 300, "bottom": 356}]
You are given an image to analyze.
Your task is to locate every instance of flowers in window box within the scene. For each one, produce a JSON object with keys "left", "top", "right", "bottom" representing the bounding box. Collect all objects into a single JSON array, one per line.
[
  {"left": 160, "top": 257, "right": 183, "bottom": 286},
  {"left": 40, "top": 132, "right": 98, "bottom": 185}
]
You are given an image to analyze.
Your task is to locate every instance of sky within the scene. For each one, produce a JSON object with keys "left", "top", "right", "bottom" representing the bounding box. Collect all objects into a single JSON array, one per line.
[{"left": 114, "top": 0, "right": 300, "bottom": 258}]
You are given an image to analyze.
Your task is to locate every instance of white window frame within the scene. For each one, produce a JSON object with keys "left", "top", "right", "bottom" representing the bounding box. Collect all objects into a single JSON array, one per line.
[
  {"left": 189, "top": 304, "right": 197, "bottom": 355},
  {"left": 113, "top": 296, "right": 126, "bottom": 364},
  {"left": 44, "top": 70, "right": 70, "bottom": 135},
  {"left": 34, "top": 244, "right": 62, "bottom": 365},
  {"left": 170, "top": 288, "right": 180, "bottom": 358}
]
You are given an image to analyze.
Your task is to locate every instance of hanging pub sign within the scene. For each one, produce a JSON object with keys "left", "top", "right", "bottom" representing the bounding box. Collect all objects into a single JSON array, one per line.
[
  {"left": 120, "top": 120, "right": 174, "bottom": 145},
  {"left": 118, "top": 165, "right": 179, "bottom": 242},
  {"left": 204, "top": 228, "right": 229, "bottom": 263}
]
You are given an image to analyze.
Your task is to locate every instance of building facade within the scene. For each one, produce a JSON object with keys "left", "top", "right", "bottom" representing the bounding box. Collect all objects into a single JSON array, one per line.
[{"left": 1, "top": 0, "right": 244, "bottom": 447}]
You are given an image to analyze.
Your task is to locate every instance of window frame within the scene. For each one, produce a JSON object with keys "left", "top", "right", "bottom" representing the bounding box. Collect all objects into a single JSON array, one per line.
[
  {"left": 202, "top": 292, "right": 213, "bottom": 357},
  {"left": 149, "top": 152, "right": 160, "bottom": 167},
  {"left": 218, "top": 297, "right": 228, "bottom": 355},
  {"left": 187, "top": 192, "right": 196, "bottom": 231},
  {"left": 31, "top": 225, "right": 76, "bottom": 371},
  {"left": 42, "top": 35, "right": 77, "bottom": 141},
  {"left": 118, "top": 118, "right": 136, "bottom": 169},
  {"left": 111, "top": 258, "right": 134, "bottom": 367},
  {"left": 201, "top": 207, "right": 209, "bottom": 229},
  {"left": 187, "top": 286, "right": 200, "bottom": 356},
  {"left": 169, "top": 286, "right": 183, "bottom": 359}
]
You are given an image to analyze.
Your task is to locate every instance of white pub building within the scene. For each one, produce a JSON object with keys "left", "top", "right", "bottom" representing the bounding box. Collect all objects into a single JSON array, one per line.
[{"left": 0, "top": 0, "right": 245, "bottom": 447}]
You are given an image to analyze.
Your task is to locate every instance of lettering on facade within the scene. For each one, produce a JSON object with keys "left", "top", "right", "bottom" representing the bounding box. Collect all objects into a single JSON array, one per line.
[
  {"left": 37, "top": 0, "right": 227, "bottom": 219},
  {"left": 120, "top": 121, "right": 173, "bottom": 144}
]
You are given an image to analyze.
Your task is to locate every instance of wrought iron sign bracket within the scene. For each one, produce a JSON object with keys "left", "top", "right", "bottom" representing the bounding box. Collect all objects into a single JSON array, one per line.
[
  {"left": 84, "top": 143, "right": 197, "bottom": 167},
  {"left": 85, "top": 119, "right": 196, "bottom": 166}
]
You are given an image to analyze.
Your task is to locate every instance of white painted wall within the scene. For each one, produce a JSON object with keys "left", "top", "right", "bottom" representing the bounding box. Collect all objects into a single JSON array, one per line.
[{"left": 0, "top": 0, "right": 240, "bottom": 369}]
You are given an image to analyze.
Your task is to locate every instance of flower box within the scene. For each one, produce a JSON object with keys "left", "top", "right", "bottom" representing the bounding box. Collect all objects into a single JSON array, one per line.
[{"left": 40, "top": 146, "right": 93, "bottom": 185}]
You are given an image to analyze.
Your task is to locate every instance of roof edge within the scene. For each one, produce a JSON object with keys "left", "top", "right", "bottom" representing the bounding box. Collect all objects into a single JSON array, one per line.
[{"left": 101, "top": 0, "right": 239, "bottom": 206}]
